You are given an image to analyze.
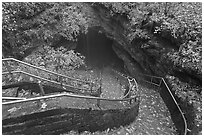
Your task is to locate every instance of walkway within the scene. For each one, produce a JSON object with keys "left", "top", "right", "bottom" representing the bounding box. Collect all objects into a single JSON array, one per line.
[
  {"left": 66, "top": 67, "right": 125, "bottom": 99},
  {"left": 2, "top": 59, "right": 177, "bottom": 135},
  {"left": 123, "top": 85, "right": 176, "bottom": 135},
  {"left": 83, "top": 85, "right": 177, "bottom": 135},
  {"left": 100, "top": 67, "right": 124, "bottom": 99}
]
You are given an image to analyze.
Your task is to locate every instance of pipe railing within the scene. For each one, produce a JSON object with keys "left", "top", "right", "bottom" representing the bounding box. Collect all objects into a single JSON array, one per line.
[
  {"left": 122, "top": 77, "right": 138, "bottom": 99},
  {"left": 2, "top": 58, "right": 103, "bottom": 96},
  {"left": 2, "top": 58, "right": 95, "bottom": 86},
  {"left": 138, "top": 73, "right": 187, "bottom": 135},
  {"left": 2, "top": 70, "right": 140, "bottom": 106},
  {"left": 110, "top": 70, "right": 187, "bottom": 135},
  {"left": 2, "top": 92, "right": 140, "bottom": 105},
  {"left": 2, "top": 70, "right": 96, "bottom": 91},
  {"left": 2, "top": 58, "right": 186, "bottom": 134},
  {"left": 111, "top": 69, "right": 139, "bottom": 99},
  {"left": 2, "top": 97, "right": 26, "bottom": 100},
  {"left": 2, "top": 58, "right": 140, "bottom": 108},
  {"left": 138, "top": 73, "right": 162, "bottom": 87},
  {"left": 2, "top": 78, "right": 140, "bottom": 111}
]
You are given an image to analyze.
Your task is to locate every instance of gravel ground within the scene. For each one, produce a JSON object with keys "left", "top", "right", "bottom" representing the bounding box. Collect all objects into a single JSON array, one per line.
[{"left": 100, "top": 67, "right": 125, "bottom": 99}]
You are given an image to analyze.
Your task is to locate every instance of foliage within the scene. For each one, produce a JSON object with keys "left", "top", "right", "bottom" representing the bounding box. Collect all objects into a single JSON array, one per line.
[
  {"left": 2, "top": 2, "right": 99, "bottom": 59},
  {"left": 24, "top": 46, "right": 85, "bottom": 73},
  {"left": 2, "top": 45, "right": 85, "bottom": 84},
  {"left": 99, "top": 2, "right": 202, "bottom": 79},
  {"left": 167, "top": 41, "right": 202, "bottom": 78},
  {"left": 2, "top": 2, "right": 202, "bottom": 134},
  {"left": 3, "top": 2, "right": 201, "bottom": 73},
  {"left": 2, "top": 2, "right": 49, "bottom": 58}
]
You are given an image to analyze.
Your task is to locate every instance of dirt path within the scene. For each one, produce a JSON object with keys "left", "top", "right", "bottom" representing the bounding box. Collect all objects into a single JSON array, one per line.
[
  {"left": 100, "top": 67, "right": 124, "bottom": 99},
  {"left": 67, "top": 67, "right": 125, "bottom": 99},
  {"left": 65, "top": 67, "right": 177, "bottom": 135},
  {"left": 121, "top": 85, "right": 176, "bottom": 135},
  {"left": 86, "top": 85, "right": 177, "bottom": 135}
]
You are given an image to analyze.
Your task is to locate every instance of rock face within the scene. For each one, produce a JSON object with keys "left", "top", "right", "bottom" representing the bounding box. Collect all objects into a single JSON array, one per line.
[
  {"left": 89, "top": 5, "right": 165, "bottom": 76},
  {"left": 86, "top": 4, "right": 201, "bottom": 85},
  {"left": 53, "top": 3, "right": 201, "bottom": 85}
]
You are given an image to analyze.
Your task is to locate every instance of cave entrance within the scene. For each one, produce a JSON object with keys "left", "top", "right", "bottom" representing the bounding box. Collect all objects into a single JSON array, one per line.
[{"left": 76, "top": 29, "right": 124, "bottom": 69}]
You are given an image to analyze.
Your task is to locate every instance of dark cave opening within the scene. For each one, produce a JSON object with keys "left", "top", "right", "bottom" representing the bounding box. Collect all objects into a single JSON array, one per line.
[{"left": 76, "top": 29, "right": 124, "bottom": 69}]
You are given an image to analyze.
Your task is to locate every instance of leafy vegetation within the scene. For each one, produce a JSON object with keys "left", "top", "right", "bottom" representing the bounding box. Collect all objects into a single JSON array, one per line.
[
  {"left": 2, "top": 2, "right": 202, "bottom": 135},
  {"left": 2, "top": 46, "right": 86, "bottom": 93},
  {"left": 24, "top": 46, "right": 85, "bottom": 73},
  {"left": 167, "top": 41, "right": 202, "bottom": 80},
  {"left": 2, "top": 2, "right": 98, "bottom": 59}
]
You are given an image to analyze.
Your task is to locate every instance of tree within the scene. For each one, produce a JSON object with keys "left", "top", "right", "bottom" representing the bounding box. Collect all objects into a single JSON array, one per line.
[
  {"left": 2, "top": 2, "right": 99, "bottom": 59},
  {"left": 24, "top": 45, "right": 85, "bottom": 73}
]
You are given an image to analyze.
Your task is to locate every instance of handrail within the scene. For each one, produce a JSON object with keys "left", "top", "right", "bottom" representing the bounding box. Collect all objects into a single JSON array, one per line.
[
  {"left": 124, "top": 90, "right": 131, "bottom": 99},
  {"left": 138, "top": 73, "right": 163, "bottom": 80},
  {"left": 161, "top": 78, "right": 187, "bottom": 135},
  {"left": 138, "top": 73, "right": 187, "bottom": 135},
  {"left": 111, "top": 70, "right": 187, "bottom": 135},
  {"left": 2, "top": 59, "right": 187, "bottom": 134},
  {"left": 2, "top": 92, "right": 140, "bottom": 105},
  {"left": 2, "top": 58, "right": 93, "bottom": 84},
  {"left": 2, "top": 67, "right": 140, "bottom": 107},
  {"left": 123, "top": 78, "right": 135, "bottom": 99},
  {"left": 2, "top": 70, "right": 96, "bottom": 91},
  {"left": 133, "top": 78, "right": 139, "bottom": 92},
  {"left": 111, "top": 69, "right": 139, "bottom": 100},
  {"left": 112, "top": 69, "right": 129, "bottom": 79}
]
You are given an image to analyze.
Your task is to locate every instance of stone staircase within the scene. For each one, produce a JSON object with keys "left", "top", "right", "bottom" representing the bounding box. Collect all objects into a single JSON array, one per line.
[{"left": 2, "top": 58, "right": 139, "bottom": 135}]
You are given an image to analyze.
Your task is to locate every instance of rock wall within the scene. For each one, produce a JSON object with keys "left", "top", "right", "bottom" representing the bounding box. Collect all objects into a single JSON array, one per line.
[{"left": 89, "top": 4, "right": 201, "bottom": 85}]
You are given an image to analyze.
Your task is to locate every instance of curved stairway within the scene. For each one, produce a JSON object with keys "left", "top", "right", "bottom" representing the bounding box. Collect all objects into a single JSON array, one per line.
[
  {"left": 2, "top": 58, "right": 139, "bottom": 135},
  {"left": 2, "top": 58, "right": 187, "bottom": 135}
]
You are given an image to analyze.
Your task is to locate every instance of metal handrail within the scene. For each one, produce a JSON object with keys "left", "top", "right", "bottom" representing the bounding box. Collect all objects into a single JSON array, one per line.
[
  {"left": 140, "top": 79, "right": 161, "bottom": 87},
  {"left": 2, "top": 70, "right": 97, "bottom": 91},
  {"left": 2, "top": 65, "right": 140, "bottom": 106},
  {"left": 2, "top": 70, "right": 140, "bottom": 105},
  {"left": 161, "top": 78, "right": 187, "bottom": 135},
  {"left": 2, "top": 58, "right": 94, "bottom": 84},
  {"left": 111, "top": 69, "right": 139, "bottom": 100},
  {"left": 138, "top": 73, "right": 187, "bottom": 135},
  {"left": 2, "top": 92, "right": 140, "bottom": 105},
  {"left": 123, "top": 78, "right": 135, "bottom": 99},
  {"left": 138, "top": 73, "right": 163, "bottom": 80},
  {"left": 111, "top": 70, "right": 187, "bottom": 134},
  {"left": 2, "top": 59, "right": 187, "bottom": 134}
]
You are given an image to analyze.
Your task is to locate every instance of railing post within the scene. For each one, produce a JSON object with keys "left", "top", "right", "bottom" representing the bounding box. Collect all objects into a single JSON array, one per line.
[
  {"left": 90, "top": 82, "right": 93, "bottom": 93},
  {"left": 59, "top": 76, "right": 63, "bottom": 87},
  {"left": 97, "top": 99, "right": 100, "bottom": 108},
  {"left": 16, "top": 87, "right": 20, "bottom": 97},
  {"left": 129, "top": 98, "right": 132, "bottom": 104},
  {"left": 38, "top": 81, "right": 45, "bottom": 96},
  {"left": 157, "top": 79, "right": 163, "bottom": 91},
  {"left": 150, "top": 77, "right": 153, "bottom": 84},
  {"left": 159, "top": 79, "right": 162, "bottom": 87}
]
